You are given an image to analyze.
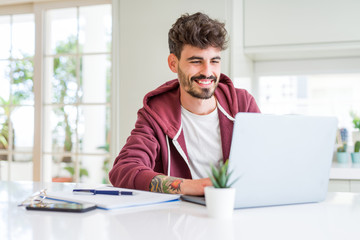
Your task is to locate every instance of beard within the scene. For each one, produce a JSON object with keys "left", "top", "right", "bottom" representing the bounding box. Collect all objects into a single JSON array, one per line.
[{"left": 177, "top": 67, "right": 219, "bottom": 100}]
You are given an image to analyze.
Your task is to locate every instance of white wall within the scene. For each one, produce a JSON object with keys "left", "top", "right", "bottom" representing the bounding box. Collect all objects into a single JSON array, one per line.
[
  {"left": 115, "top": 0, "right": 233, "bottom": 150},
  {"left": 230, "top": 0, "right": 254, "bottom": 91},
  {"left": 244, "top": 0, "right": 360, "bottom": 47},
  {"left": 243, "top": 0, "right": 360, "bottom": 61}
]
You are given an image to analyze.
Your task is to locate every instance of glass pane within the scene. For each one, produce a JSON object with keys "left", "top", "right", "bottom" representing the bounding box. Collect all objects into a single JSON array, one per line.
[
  {"left": 0, "top": 108, "right": 10, "bottom": 155},
  {"left": 79, "top": 4, "right": 112, "bottom": 53},
  {"left": 43, "top": 154, "right": 66, "bottom": 181},
  {"left": 12, "top": 14, "right": 35, "bottom": 58},
  {"left": 0, "top": 60, "right": 10, "bottom": 101},
  {"left": 46, "top": 8, "right": 77, "bottom": 55},
  {"left": 259, "top": 74, "right": 360, "bottom": 131},
  {"left": 0, "top": 161, "right": 8, "bottom": 182},
  {"left": 80, "top": 155, "right": 108, "bottom": 184},
  {"left": 52, "top": 158, "right": 74, "bottom": 183},
  {"left": 78, "top": 106, "right": 108, "bottom": 154},
  {"left": 10, "top": 161, "right": 33, "bottom": 181},
  {"left": 47, "top": 56, "right": 78, "bottom": 104},
  {"left": 0, "top": 16, "right": 11, "bottom": 59},
  {"left": 0, "top": 154, "right": 8, "bottom": 161},
  {"left": 11, "top": 106, "right": 34, "bottom": 151},
  {"left": 11, "top": 59, "right": 34, "bottom": 105},
  {"left": 44, "top": 106, "right": 77, "bottom": 155},
  {"left": 13, "top": 153, "right": 32, "bottom": 162},
  {"left": 79, "top": 55, "right": 110, "bottom": 103},
  {"left": 0, "top": 153, "right": 7, "bottom": 161}
]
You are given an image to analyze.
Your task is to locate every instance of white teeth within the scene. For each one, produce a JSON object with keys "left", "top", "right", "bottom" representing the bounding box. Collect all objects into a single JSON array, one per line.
[{"left": 198, "top": 80, "right": 211, "bottom": 84}]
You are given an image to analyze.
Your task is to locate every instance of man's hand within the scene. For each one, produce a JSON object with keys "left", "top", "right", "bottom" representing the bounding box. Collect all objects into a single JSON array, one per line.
[
  {"left": 181, "top": 178, "right": 212, "bottom": 195},
  {"left": 150, "top": 175, "right": 212, "bottom": 195}
]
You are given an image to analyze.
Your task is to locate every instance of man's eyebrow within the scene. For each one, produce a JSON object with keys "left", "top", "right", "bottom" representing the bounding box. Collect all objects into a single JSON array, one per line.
[
  {"left": 186, "top": 56, "right": 221, "bottom": 61},
  {"left": 187, "top": 56, "right": 203, "bottom": 61}
]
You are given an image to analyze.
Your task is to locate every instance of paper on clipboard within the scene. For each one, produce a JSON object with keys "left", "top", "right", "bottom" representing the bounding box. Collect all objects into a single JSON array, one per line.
[{"left": 43, "top": 187, "right": 180, "bottom": 210}]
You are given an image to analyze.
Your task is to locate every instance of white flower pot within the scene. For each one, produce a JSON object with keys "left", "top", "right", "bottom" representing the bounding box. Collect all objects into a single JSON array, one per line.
[{"left": 204, "top": 186, "right": 236, "bottom": 218}]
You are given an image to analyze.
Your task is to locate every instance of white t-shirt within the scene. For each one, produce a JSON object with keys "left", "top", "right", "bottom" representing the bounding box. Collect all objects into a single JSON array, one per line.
[{"left": 181, "top": 106, "right": 223, "bottom": 179}]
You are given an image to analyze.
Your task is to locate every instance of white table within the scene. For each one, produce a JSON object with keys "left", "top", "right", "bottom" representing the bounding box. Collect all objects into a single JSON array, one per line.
[{"left": 1, "top": 181, "right": 360, "bottom": 240}]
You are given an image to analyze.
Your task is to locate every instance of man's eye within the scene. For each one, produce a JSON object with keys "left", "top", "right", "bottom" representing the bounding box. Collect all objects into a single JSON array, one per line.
[
  {"left": 190, "top": 61, "right": 201, "bottom": 64},
  {"left": 211, "top": 60, "right": 220, "bottom": 64}
]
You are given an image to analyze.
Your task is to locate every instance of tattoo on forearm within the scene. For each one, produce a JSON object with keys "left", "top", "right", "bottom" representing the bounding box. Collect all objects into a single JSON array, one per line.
[{"left": 150, "top": 175, "right": 183, "bottom": 194}]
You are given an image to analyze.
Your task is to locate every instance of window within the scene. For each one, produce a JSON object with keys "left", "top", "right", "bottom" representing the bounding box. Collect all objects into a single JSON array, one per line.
[
  {"left": 43, "top": 4, "right": 112, "bottom": 184},
  {"left": 0, "top": 1, "right": 112, "bottom": 184},
  {"left": 258, "top": 73, "right": 360, "bottom": 141},
  {"left": 0, "top": 13, "right": 35, "bottom": 180}
]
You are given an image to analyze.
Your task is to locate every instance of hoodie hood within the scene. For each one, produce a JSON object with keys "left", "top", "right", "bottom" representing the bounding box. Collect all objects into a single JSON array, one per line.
[{"left": 142, "top": 73, "right": 238, "bottom": 139}]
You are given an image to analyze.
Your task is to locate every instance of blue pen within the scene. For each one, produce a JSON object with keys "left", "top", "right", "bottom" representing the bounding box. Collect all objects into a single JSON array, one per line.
[{"left": 73, "top": 189, "right": 133, "bottom": 196}]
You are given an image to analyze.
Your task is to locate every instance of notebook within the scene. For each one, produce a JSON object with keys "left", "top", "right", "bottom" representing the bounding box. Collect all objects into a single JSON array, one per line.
[
  {"left": 42, "top": 187, "right": 180, "bottom": 210},
  {"left": 181, "top": 113, "right": 338, "bottom": 209}
]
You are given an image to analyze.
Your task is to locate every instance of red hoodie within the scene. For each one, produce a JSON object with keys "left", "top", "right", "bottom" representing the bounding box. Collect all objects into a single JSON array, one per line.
[{"left": 109, "top": 74, "right": 260, "bottom": 191}]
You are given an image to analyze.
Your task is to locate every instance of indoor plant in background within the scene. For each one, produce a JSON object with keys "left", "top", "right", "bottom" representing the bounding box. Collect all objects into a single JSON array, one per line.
[
  {"left": 205, "top": 159, "right": 238, "bottom": 218},
  {"left": 0, "top": 57, "right": 33, "bottom": 161},
  {"left": 64, "top": 165, "right": 89, "bottom": 182},
  {"left": 350, "top": 111, "right": 360, "bottom": 143},
  {"left": 337, "top": 128, "right": 349, "bottom": 164},
  {"left": 351, "top": 141, "right": 360, "bottom": 164}
]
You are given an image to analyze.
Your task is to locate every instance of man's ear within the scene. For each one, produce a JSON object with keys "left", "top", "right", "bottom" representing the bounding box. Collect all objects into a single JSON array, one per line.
[{"left": 168, "top": 53, "right": 178, "bottom": 73}]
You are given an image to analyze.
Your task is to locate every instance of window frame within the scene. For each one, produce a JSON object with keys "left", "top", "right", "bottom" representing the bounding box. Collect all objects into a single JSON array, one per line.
[
  {"left": 0, "top": 7, "right": 35, "bottom": 180},
  {"left": 0, "top": 0, "right": 115, "bottom": 182}
]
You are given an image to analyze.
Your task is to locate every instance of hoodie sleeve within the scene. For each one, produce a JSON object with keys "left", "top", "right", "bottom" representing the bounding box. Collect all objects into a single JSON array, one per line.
[
  {"left": 236, "top": 88, "right": 261, "bottom": 113},
  {"left": 109, "top": 109, "right": 162, "bottom": 191}
]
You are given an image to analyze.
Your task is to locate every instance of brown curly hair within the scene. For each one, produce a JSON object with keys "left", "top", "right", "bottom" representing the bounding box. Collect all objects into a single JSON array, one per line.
[{"left": 168, "top": 12, "right": 228, "bottom": 59}]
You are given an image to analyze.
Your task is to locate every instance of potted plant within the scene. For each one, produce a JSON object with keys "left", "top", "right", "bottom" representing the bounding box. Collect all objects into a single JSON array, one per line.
[
  {"left": 336, "top": 128, "right": 349, "bottom": 164},
  {"left": 350, "top": 111, "right": 360, "bottom": 143},
  {"left": 64, "top": 165, "right": 89, "bottom": 182},
  {"left": 52, "top": 165, "right": 89, "bottom": 182},
  {"left": 351, "top": 141, "right": 360, "bottom": 164},
  {"left": 205, "top": 159, "right": 238, "bottom": 218}
]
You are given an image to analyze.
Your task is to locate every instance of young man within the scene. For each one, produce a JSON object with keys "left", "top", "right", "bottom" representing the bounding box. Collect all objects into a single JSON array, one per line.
[{"left": 109, "top": 12, "right": 260, "bottom": 196}]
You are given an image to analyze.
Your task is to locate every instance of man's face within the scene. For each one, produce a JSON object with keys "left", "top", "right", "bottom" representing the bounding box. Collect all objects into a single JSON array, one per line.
[{"left": 173, "top": 45, "right": 221, "bottom": 100}]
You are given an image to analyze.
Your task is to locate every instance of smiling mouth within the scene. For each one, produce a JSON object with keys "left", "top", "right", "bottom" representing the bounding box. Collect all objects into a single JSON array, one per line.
[
  {"left": 196, "top": 79, "right": 213, "bottom": 85},
  {"left": 191, "top": 75, "right": 216, "bottom": 87}
]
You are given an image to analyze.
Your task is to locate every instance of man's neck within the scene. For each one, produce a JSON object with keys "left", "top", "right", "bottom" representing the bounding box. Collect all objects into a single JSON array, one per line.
[{"left": 180, "top": 89, "right": 217, "bottom": 115}]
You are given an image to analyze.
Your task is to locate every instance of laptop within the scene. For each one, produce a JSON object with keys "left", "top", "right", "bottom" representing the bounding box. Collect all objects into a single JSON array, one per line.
[{"left": 181, "top": 113, "right": 338, "bottom": 209}]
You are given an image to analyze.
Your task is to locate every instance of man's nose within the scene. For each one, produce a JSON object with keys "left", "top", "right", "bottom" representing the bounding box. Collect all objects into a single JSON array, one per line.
[{"left": 199, "top": 62, "right": 212, "bottom": 77}]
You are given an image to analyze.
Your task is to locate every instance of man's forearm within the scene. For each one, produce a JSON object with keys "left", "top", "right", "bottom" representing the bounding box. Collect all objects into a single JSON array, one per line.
[
  {"left": 150, "top": 175, "right": 212, "bottom": 195},
  {"left": 150, "top": 175, "right": 183, "bottom": 194}
]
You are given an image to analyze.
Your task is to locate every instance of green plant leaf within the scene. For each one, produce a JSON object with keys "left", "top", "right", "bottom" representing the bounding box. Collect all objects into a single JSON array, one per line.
[
  {"left": 220, "top": 161, "right": 227, "bottom": 174},
  {"left": 208, "top": 159, "right": 240, "bottom": 188},
  {"left": 355, "top": 141, "right": 360, "bottom": 153},
  {"left": 64, "top": 166, "right": 74, "bottom": 175},
  {"left": 219, "top": 169, "right": 227, "bottom": 188},
  {"left": 211, "top": 164, "right": 219, "bottom": 180},
  {"left": 225, "top": 169, "right": 234, "bottom": 187},
  {"left": 209, "top": 175, "right": 220, "bottom": 188},
  {"left": 0, "top": 135, "right": 8, "bottom": 148},
  {"left": 97, "top": 143, "right": 110, "bottom": 152},
  {"left": 227, "top": 176, "right": 240, "bottom": 188},
  {"left": 80, "top": 168, "right": 89, "bottom": 177},
  {"left": 63, "top": 166, "right": 89, "bottom": 178}
]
